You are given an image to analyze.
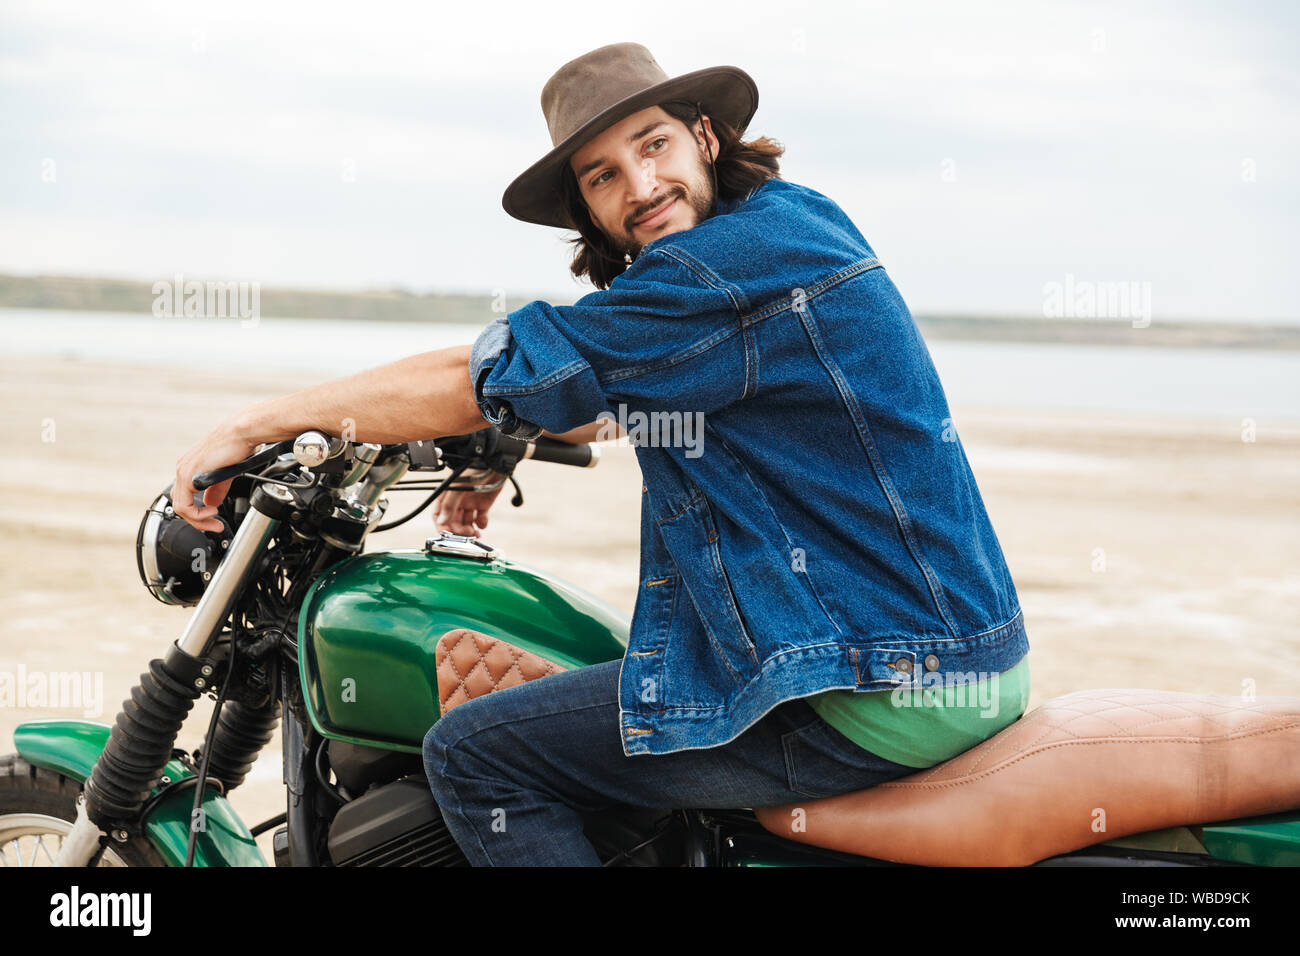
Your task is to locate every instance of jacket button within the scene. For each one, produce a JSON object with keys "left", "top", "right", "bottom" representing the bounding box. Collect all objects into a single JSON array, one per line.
[
  {"left": 642, "top": 484, "right": 648, "bottom": 493},
  {"left": 893, "top": 657, "right": 912, "bottom": 674},
  {"left": 924, "top": 654, "right": 940, "bottom": 672}
]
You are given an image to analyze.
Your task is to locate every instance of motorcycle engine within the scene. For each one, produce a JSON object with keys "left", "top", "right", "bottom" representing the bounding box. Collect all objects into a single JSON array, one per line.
[
  {"left": 326, "top": 776, "right": 470, "bottom": 866},
  {"left": 323, "top": 739, "right": 682, "bottom": 866},
  {"left": 135, "top": 483, "right": 241, "bottom": 606}
]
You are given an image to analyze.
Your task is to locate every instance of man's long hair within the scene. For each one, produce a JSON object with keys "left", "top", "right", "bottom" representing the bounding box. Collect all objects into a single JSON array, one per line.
[{"left": 558, "top": 99, "right": 785, "bottom": 290}]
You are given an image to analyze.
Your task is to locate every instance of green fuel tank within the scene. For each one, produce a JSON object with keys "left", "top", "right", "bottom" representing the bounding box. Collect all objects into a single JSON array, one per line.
[{"left": 296, "top": 543, "right": 630, "bottom": 753}]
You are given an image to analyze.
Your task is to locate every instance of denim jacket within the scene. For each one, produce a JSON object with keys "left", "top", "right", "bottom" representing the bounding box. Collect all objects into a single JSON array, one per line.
[{"left": 469, "top": 177, "right": 1029, "bottom": 757}]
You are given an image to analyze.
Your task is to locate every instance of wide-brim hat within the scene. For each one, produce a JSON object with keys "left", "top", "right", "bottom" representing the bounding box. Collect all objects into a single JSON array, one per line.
[{"left": 502, "top": 42, "right": 759, "bottom": 230}]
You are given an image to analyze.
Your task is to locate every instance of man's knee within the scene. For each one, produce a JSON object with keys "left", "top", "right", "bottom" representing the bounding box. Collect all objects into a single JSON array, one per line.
[
  {"left": 422, "top": 698, "right": 495, "bottom": 786},
  {"left": 422, "top": 721, "right": 445, "bottom": 773}
]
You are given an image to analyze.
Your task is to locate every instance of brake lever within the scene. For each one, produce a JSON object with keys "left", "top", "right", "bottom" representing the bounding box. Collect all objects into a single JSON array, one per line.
[{"left": 192, "top": 439, "right": 296, "bottom": 491}]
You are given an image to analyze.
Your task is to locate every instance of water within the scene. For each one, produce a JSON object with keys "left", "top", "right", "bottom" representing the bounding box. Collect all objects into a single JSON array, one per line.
[
  {"left": 925, "top": 339, "right": 1300, "bottom": 422},
  {"left": 3, "top": 308, "right": 1298, "bottom": 422},
  {"left": 0, "top": 308, "right": 481, "bottom": 376}
]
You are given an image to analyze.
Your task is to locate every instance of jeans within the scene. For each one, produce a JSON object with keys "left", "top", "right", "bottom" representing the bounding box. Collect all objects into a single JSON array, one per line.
[{"left": 422, "top": 657, "right": 919, "bottom": 866}]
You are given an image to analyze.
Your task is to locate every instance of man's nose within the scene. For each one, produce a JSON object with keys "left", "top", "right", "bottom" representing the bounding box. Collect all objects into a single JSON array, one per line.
[{"left": 627, "top": 157, "right": 658, "bottom": 203}]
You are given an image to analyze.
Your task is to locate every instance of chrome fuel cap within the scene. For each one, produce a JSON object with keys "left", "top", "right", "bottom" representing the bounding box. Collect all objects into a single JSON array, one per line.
[{"left": 423, "top": 532, "right": 500, "bottom": 561}]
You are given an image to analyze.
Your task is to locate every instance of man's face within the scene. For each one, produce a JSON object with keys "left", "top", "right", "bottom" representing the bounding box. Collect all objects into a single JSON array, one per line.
[{"left": 569, "top": 105, "right": 719, "bottom": 258}]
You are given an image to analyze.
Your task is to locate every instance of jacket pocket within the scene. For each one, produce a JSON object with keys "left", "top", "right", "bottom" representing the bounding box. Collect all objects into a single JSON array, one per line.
[
  {"left": 703, "top": 507, "right": 761, "bottom": 666},
  {"left": 654, "top": 489, "right": 760, "bottom": 687}
]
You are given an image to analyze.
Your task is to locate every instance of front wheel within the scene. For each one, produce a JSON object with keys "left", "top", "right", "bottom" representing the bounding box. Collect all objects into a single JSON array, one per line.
[{"left": 0, "top": 753, "right": 166, "bottom": 867}]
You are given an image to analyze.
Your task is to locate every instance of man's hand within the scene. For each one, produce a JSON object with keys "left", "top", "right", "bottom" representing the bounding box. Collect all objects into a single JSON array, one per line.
[
  {"left": 431, "top": 470, "right": 506, "bottom": 538},
  {"left": 427, "top": 418, "right": 621, "bottom": 538},
  {"left": 167, "top": 345, "right": 487, "bottom": 533},
  {"left": 172, "top": 420, "right": 260, "bottom": 533},
  {"left": 544, "top": 418, "right": 624, "bottom": 444}
]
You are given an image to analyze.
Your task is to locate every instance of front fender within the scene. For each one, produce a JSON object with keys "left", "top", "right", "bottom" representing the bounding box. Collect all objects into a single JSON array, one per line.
[{"left": 14, "top": 719, "right": 268, "bottom": 867}]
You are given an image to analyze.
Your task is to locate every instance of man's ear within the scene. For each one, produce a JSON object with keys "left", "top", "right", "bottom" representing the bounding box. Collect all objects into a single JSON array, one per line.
[{"left": 698, "top": 115, "right": 720, "bottom": 162}]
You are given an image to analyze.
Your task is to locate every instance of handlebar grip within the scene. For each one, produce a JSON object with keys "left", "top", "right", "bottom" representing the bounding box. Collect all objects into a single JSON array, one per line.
[{"left": 528, "top": 437, "right": 599, "bottom": 468}]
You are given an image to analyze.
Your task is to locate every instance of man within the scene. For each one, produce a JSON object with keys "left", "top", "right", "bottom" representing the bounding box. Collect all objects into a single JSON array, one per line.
[{"left": 174, "top": 42, "right": 1030, "bottom": 866}]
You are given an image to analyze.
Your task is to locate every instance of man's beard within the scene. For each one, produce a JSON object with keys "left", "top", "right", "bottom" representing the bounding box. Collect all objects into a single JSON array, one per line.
[{"left": 616, "top": 166, "right": 716, "bottom": 260}]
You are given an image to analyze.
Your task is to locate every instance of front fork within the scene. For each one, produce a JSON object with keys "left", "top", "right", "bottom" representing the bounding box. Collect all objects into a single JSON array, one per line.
[{"left": 54, "top": 497, "right": 282, "bottom": 866}]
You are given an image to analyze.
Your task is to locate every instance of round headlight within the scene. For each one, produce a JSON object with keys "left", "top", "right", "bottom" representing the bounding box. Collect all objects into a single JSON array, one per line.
[{"left": 135, "top": 487, "right": 233, "bottom": 606}]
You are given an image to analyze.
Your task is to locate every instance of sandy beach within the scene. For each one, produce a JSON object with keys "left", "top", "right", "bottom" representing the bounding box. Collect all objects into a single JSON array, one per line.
[{"left": 2, "top": 354, "right": 1298, "bottom": 863}]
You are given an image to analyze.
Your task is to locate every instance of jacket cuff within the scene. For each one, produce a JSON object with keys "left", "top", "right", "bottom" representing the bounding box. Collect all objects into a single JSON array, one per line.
[{"left": 468, "top": 317, "right": 545, "bottom": 440}]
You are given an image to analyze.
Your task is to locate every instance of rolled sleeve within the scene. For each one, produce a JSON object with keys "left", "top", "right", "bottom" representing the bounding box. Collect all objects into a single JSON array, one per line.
[
  {"left": 468, "top": 316, "right": 541, "bottom": 438},
  {"left": 468, "top": 308, "right": 608, "bottom": 438}
]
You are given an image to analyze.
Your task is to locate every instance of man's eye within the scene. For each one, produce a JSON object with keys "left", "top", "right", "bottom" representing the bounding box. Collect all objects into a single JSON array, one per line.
[{"left": 590, "top": 138, "right": 665, "bottom": 187}]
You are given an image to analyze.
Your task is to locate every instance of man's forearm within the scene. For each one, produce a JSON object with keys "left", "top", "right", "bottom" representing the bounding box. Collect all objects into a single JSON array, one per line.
[
  {"left": 542, "top": 418, "right": 624, "bottom": 444},
  {"left": 229, "top": 345, "right": 487, "bottom": 445}
]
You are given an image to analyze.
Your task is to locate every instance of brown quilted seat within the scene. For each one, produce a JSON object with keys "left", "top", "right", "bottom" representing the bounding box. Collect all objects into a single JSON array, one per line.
[
  {"left": 753, "top": 687, "right": 1300, "bottom": 866},
  {"left": 434, "top": 627, "right": 566, "bottom": 715}
]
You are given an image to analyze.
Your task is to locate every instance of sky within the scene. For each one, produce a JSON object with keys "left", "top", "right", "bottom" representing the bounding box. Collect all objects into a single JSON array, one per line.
[{"left": 1, "top": 0, "right": 1297, "bottom": 321}]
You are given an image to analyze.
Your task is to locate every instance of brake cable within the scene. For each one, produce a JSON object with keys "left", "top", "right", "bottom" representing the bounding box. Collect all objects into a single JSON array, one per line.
[
  {"left": 371, "top": 461, "right": 473, "bottom": 533},
  {"left": 185, "top": 638, "right": 235, "bottom": 867}
]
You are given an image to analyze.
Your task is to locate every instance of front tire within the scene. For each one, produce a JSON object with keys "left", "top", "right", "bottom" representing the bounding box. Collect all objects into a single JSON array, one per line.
[{"left": 0, "top": 753, "right": 167, "bottom": 867}]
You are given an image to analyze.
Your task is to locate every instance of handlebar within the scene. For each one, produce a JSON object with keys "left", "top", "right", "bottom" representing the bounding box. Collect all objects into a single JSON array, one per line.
[
  {"left": 527, "top": 436, "right": 600, "bottom": 468},
  {"left": 192, "top": 429, "right": 596, "bottom": 491}
]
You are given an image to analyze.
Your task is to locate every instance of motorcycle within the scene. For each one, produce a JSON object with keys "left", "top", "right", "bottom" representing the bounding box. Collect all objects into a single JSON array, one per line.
[{"left": 2, "top": 427, "right": 1297, "bottom": 867}]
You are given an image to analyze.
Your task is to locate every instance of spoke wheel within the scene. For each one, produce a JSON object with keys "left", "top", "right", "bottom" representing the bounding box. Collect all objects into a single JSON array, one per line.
[
  {"left": 0, "top": 812, "right": 129, "bottom": 867},
  {"left": 0, "top": 753, "right": 166, "bottom": 867}
]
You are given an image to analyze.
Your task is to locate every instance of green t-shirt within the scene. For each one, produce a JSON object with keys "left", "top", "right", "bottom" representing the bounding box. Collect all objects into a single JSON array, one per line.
[{"left": 805, "top": 655, "right": 1031, "bottom": 769}]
